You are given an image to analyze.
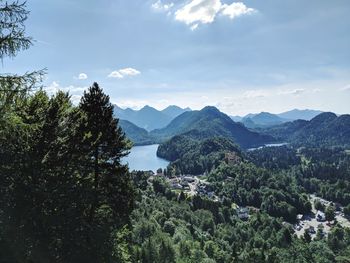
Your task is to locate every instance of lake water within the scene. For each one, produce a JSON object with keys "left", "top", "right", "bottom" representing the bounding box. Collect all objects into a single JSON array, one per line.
[
  {"left": 247, "top": 143, "right": 289, "bottom": 151},
  {"left": 123, "top": 144, "right": 169, "bottom": 172}
]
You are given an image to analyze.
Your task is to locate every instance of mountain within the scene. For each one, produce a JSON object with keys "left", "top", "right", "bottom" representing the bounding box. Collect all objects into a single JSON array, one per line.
[
  {"left": 151, "top": 106, "right": 274, "bottom": 148},
  {"left": 242, "top": 112, "right": 288, "bottom": 128},
  {"left": 161, "top": 105, "right": 191, "bottom": 119},
  {"left": 114, "top": 105, "right": 190, "bottom": 131},
  {"left": 118, "top": 120, "right": 155, "bottom": 145},
  {"left": 261, "top": 112, "right": 350, "bottom": 146},
  {"left": 231, "top": 109, "right": 324, "bottom": 128},
  {"left": 230, "top": 115, "right": 243, "bottom": 122},
  {"left": 277, "top": 109, "right": 323, "bottom": 121}
]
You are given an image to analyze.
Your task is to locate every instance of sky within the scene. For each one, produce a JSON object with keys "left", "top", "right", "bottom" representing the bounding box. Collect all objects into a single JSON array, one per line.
[{"left": 2, "top": 0, "right": 350, "bottom": 115}]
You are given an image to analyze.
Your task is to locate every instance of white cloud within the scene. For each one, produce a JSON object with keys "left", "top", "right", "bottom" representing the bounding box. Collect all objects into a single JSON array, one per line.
[
  {"left": 221, "top": 2, "right": 255, "bottom": 19},
  {"left": 174, "top": 0, "right": 256, "bottom": 29},
  {"left": 242, "top": 89, "right": 268, "bottom": 99},
  {"left": 45, "top": 81, "right": 61, "bottom": 94},
  {"left": 152, "top": 0, "right": 174, "bottom": 12},
  {"left": 175, "top": 0, "right": 222, "bottom": 25},
  {"left": 190, "top": 23, "right": 199, "bottom": 31},
  {"left": 119, "top": 68, "right": 141, "bottom": 76},
  {"left": 340, "top": 84, "right": 350, "bottom": 91},
  {"left": 279, "top": 88, "right": 305, "bottom": 96},
  {"left": 77, "top": 73, "right": 88, "bottom": 80},
  {"left": 45, "top": 81, "right": 87, "bottom": 104},
  {"left": 108, "top": 71, "right": 124, "bottom": 79},
  {"left": 108, "top": 67, "right": 141, "bottom": 79}
]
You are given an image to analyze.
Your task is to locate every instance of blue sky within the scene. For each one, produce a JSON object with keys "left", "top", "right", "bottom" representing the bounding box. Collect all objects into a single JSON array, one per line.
[{"left": 3, "top": 0, "right": 350, "bottom": 115}]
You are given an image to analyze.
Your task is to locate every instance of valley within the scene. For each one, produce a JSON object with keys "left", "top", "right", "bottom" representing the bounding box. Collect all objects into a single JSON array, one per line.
[{"left": 1, "top": 0, "right": 350, "bottom": 262}]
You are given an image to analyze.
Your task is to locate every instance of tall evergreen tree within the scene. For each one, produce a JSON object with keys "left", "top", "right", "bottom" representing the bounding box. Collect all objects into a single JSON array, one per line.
[
  {"left": 0, "top": 0, "right": 44, "bottom": 114},
  {"left": 60, "top": 83, "right": 135, "bottom": 262}
]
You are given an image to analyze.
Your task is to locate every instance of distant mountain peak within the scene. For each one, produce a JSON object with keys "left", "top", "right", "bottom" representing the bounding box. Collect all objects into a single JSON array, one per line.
[
  {"left": 278, "top": 109, "right": 323, "bottom": 121},
  {"left": 151, "top": 106, "right": 274, "bottom": 148},
  {"left": 114, "top": 104, "right": 192, "bottom": 131},
  {"left": 201, "top": 106, "right": 220, "bottom": 112},
  {"left": 310, "top": 112, "right": 337, "bottom": 123},
  {"left": 141, "top": 105, "right": 155, "bottom": 110},
  {"left": 163, "top": 105, "right": 182, "bottom": 110}
]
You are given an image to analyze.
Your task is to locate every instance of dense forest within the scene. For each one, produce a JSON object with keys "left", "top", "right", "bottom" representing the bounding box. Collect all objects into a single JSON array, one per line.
[
  {"left": 157, "top": 133, "right": 241, "bottom": 175},
  {"left": 1, "top": 1, "right": 350, "bottom": 263},
  {"left": 127, "top": 171, "right": 350, "bottom": 263},
  {"left": 258, "top": 112, "right": 350, "bottom": 147}
]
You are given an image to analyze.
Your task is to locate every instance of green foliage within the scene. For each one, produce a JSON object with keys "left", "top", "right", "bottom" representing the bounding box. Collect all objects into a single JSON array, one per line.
[
  {"left": 325, "top": 206, "right": 336, "bottom": 222},
  {"left": 315, "top": 200, "right": 325, "bottom": 211},
  {"left": 0, "top": 84, "right": 135, "bottom": 262},
  {"left": 130, "top": 188, "right": 297, "bottom": 263},
  {"left": 208, "top": 162, "right": 310, "bottom": 222},
  {"left": 0, "top": 0, "right": 45, "bottom": 114},
  {"left": 158, "top": 135, "right": 241, "bottom": 175},
  {"left": 119, "top": 119, "right": 157, "bottom": 145},
  {"left": 261, "top": 112, "right": 350, "bottom": 148},
  {"left": 344, "top": 204, "right": 350, "bottom": 218},
  {"left": 246, "top": 146, "right": 301, "bottom": 170}
]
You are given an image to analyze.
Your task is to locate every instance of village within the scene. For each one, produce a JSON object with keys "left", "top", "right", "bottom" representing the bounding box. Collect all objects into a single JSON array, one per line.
[
  {"left": 293, "top": 194, "right": 350, "bottom": 239},
  {"left": 148, "top": 167, "right": 350, "bottom": 237}
]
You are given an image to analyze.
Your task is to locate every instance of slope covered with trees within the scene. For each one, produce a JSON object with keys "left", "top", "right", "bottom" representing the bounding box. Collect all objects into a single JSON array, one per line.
[
  {"left": 157, "top": 134, "right": 241, "bottom": 175},
  {"left": 119, "top": 119, "right": 156, "bottom": 145},
  {"left": 152, "top": 106, "right": 274, "bottom": 149},
  {"left": 128, "top": 170, "right": 350, "bottom": 263},
  {"left": 260, "top": 112, "right": 350, "bottom": 147}
]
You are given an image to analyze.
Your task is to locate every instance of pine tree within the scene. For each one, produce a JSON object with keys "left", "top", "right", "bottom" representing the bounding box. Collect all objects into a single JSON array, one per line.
[
  {"left": 62, "top": 83, "right": 134, "bottom": 262},
  {"left": 0, "top": 1, "right": 44, "bottom": 114}
]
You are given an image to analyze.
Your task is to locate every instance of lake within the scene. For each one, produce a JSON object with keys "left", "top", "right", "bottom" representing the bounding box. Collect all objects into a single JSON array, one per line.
[
  {"left": 123, "top": 144, "right": 169, "bottom": 172},
  {"left": 247, "top": 143, "right": 289, "bottom": 151}
]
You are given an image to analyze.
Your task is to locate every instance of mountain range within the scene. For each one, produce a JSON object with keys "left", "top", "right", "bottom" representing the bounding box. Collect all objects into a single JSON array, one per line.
[
  {"left": 114, "top": 105, "right": 191, "bottom": 131},
  {"left": 119, "top": 106, "right": 274, "bottom": 149},
  {"left": 232, "top": 109, "right": 323, "bottom": 128},
  {"left": 150, "top": 106, "right": 274, "bottom": 148},
  {"left": 116, "top": 105, "right": 348, "bottom": 149}
]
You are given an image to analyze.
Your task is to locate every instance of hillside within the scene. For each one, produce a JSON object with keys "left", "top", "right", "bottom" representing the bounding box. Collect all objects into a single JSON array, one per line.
[
  {"left": 231, "top": 109, "right": 323, "bottom": 128},
  {"left": 161, "top": 105, "right": 191, "bottom": 119},
  {"left": 261, "top": 112, "right": 350, "bottom": 146},
  {"left": 119, "top": 120, "right": 156, "bottom": 145},
  {"left": 152, "top": 106, "right": 274, "bottom": 148},
  {"left": 277, "top": 109, "right": 323, "bottom": 121},
  {"left": 157, "top": 135, "right": 241, "bottom": 175},
  {"left": 242, "top": 112, "right": 288, "bottom": 128}
]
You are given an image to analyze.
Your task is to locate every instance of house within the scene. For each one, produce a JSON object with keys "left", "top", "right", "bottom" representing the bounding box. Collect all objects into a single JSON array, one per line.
[
  {"left": 297, "top": 214, "right": 304, "bottom": 221},
  {"left": 316, "top": 210, "right": 326, "bottom": 222}
]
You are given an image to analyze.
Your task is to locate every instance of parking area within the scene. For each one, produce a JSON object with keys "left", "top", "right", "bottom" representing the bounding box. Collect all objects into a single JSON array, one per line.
[{"left": 294, "top": 195, "right": 350, "bottom": 238}]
